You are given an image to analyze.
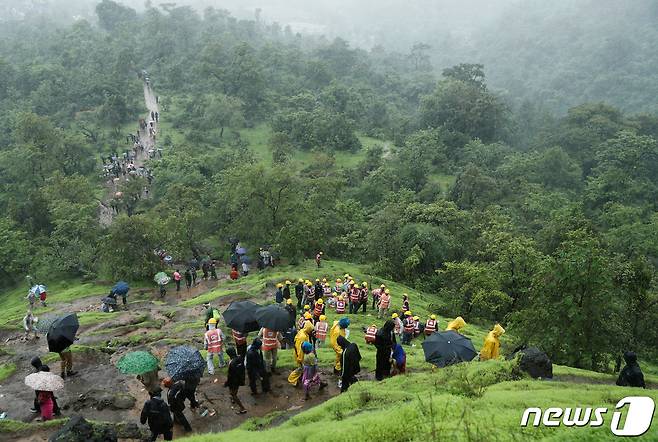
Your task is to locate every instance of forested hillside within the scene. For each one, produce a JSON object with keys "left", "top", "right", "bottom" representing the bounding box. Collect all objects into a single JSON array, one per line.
[{"left": 0, "top": 0, "right": 657, "bottom": 376}]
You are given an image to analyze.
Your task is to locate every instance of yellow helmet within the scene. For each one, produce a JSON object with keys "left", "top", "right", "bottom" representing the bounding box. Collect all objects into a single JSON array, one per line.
[
  {"left": 304, "top": 312, "right": 312, "bottom": 319},
  {"left": 384, "top": 289, "right": 390, "bottom": 294},
  {"left": 317, "top": 298, "right": 324, "bottom": 304},
  {"left": 319, "top": 315, "right": 327, "bottom": 321},
  {"left": 276, "top": 283, "right": 283, "bottom": 288},
  {"left": 405, "top": 311, "right": 412, "bottom": 316},
  {"left": 413, "top": 316, "right": 419, "bottom": 321},
  {"left": 324, "top": 282, "right": 330, "bottom": 287},
  {"left": 286, "top": 299, "right": 293, "bottom": 305},
  {"left": 304, "top": 305, "right": 310, "bottom": 310},
  {"left": 430, "top": 314, "right": 436, "bottom": 320},
  {"left": 380, "top": 284, "right": 386, "bottom": 288},
  {"left": 306, "top": 281, "right": 312, "bottom": 286},
  {"left": 336, "top": 278, "right": 342, "bottom": 283},
  {"left": 391, "top": 313, "right": 399, "bottom": 319},
  {"left": 207, "top": 318, "right": 217, "bottom": 324},
  {"left": 338, "top": 295, "right": 344, "bottom": 301},
  {"left": 344, "top": 273, "right": 350, "bottom": 278},
  {"left": 362, "top": 282, "right": 368, "bottom": 287},
  {"left": 349, "top": 280, "right": 355, "bottom": 285},
  {"left": 315, "top": 278, "right": 320, "bottom": 282},
  {"left": 332, "top": 292, "right": 338, "bottom": 297},
  {"left": 322, "top": 278, "right": 327, "bottom": 283},
  {"left": 285, "top": 280, "right": 291, "bottom": 285},
  {"left": 298, "top": 278, "right": 304, "bottom": 283}
]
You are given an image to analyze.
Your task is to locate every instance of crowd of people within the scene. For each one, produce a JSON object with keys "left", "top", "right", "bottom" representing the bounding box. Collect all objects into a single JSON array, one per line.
[{"left": 19, "top": 263, "right": 648, "bottom": 440}]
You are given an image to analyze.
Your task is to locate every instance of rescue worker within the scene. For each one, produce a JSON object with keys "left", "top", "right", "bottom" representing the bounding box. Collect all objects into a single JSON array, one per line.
[
  {"left": 140, "top": 387, "right": 173, "bottom": 441},
  {"left": 359, "top": 282, "right": 368, "bottom": 313},
  {"left": 378, "top": 289, "right": 391, "bottom": 319},
  {"left": 413, "top": 316, "right": 423, "bottom": 338},
  {"left": 314, "top": 315, "right": 328, "bottom": 347},
  {"left": 313, "top": 298, "right": 325, "bottom": 321},
  {"left": 402, "top": 311, "right": 415, "bottom": 345},
  {"left": 164, "top": 377, "right": 192, "bottom": 433},
  {"left": 283, "top": 280, "right": 292, "bottom": 301},
  {"left": 323, "top": 282, "right": 332, "bottom": 298},
  {"left": 348, "top": 282, "right": 360, "bottom": 314},
  {"left": 298, "top": 308, "right": 311, "bottom": 330},
  {"left": 204, "top": 318, "right": 225, "bottom": 374},
  {"left": 295, "top": 278, "right": 304, "bottom": 309},
  {"left": 274, "top": 283, "right": 284, "bottom": 304},
  {"left": 616, "top": 351, "right": 646, "bottom": 388},
  {"left": 334, "top": 279, "right": 343, "bottom": 294},
  {"left": 365, "top": 324, "right": 378, "bottom": 344},
  {"left": 288, "top": 321, "right": 314, "bottom": 385},
  {"left": 425, "top": 314, "right": 438, "bottom": 336},
  {"left": 371, "top": 284, "right": 384, "bottom": 310},
  {"left": 285, "top": 298, "right": 296, "bottom": 324},
  {"left": 335, "top": 295, "right": 346, "bottom": 314},
  {"left": 232, "top": 329, "right": 248, "bottom": 357},
  {"left": 446, "top": 316, "right": 467, "bottom": 333},
  {"left": 479, "top": 324, "right": 505, "bottom": 361},
  {"left": 330, "top": 318, "right": 350, "bottom": 374},
  {"left": 258, "top": 326, "right": 282, "bottom": 373},
  {"left": 392, "top": 312, "right": 403, "bottom": 341},
  {"left": 315, "top": 251, "right": 323, "bottom": 268},
  {"left": 303, "top": 280, "right": 314, "bottom": 305},
  {"left": 246, "top": 338, "right": 270, "bottom": 395},
  {"left": 402, "top": 294, "right": 410, "bottom": 313}
]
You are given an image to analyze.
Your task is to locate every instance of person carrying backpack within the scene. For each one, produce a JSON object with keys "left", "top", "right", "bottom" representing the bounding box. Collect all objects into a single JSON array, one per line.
[
  {"left": 164, "top": 378, "right": 192, "bottom": 433},
  {"left": 140, "top": 387, "right": 173, "bottom": 441}
]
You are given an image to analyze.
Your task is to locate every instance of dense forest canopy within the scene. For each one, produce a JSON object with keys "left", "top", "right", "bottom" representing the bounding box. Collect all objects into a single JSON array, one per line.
[{"left": 0, "top": 0, "right": 657, "bottom": 372}]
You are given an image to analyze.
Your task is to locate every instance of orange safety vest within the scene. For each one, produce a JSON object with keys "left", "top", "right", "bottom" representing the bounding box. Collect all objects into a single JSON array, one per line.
[
  {"left": 394, "top": 319, "right": 402, "bottom": 334},
  {"left": 379, "top": 294, "right": 390, "bottom": 308},
  {"left": 323, "top": 287, "right": 332, "bottom": 296},
  {"left": 297, "top": 316, "right": 306, "bottom": 330},
  {"left": 314, "top": 302, "right": 324, "bottom": 317},
  {"left": 262, "top": 328, "right": 279, "bottom": 351},
  {"left": 315, "top": 321, "right": 328, "bottom": 340},
  {"left": 335, "top": 300, "right": 346, "bottom": 313},
  {"left": 365, "top": 326, "right": 377, "bottom": 344},
  {"left": 425, "top": 319, "right": 437, "bottom": 335},
  {"left": 205, "top": 329, "right": 223, "bottom": 353},
  {"left": 232, "top": 329, "right": 246, "bottom": 345},
  {"left": 349, "top": 288, "right": 360, "bottom": 302},
  {"left": 403, "top": 318, "right": 415, "bottom": 333},
  {"left": 414, "top": 321, "right": 421, "bottom": 335}
]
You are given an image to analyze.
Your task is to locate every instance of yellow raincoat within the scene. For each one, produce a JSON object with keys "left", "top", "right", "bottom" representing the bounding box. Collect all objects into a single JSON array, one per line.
[
  {"left": 288, "top": 321, "right": 314, "bottom": 385},
  {"left": 479, "top": 324, "right": 505, "bottom": 361},
  {"left": 329, "top": 321, "right": 346, "bottom": 371},
  {"left": 445, "top": 316, "right": 466, "bottom": 333}
]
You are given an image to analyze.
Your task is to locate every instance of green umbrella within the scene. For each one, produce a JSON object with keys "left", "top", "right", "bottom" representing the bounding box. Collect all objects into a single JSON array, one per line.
[
  {"left": 154, "top": 272, "right": 170, "bottom": 285},
  {"left": 116, "top": 351, "right": 159, "bottom": 375}
]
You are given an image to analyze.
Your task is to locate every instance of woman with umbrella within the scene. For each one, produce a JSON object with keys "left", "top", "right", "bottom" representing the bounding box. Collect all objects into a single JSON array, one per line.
[
  {"left": 47, "top": 313, "right": 79, "bottom": 378},
  {"left": 25, "top": 370, "right": 64, "bottom": 421}
]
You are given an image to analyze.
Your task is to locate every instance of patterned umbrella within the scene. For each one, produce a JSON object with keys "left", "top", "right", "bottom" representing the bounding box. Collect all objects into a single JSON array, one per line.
[
  {"left": 116, "top": 351, "right": 159, "bottom": 375},
  {"left": 29, "top": 284, "right": 47, "bottom": 296},
  {"left": 165, "top": 346, "right": 205, "bottom": 381},
  {"left": 153, "top": 272, "right": 170, "bottom": 285},
  {"left": 25, "top": 372, "right": 64, "bottom": 391},
  {"left": 35, "top": 314, "right": 58, "bottom": 333}
]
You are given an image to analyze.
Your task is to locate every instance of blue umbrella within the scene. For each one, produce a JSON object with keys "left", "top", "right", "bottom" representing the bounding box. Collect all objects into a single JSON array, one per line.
[
  {"left": 112, "top": 281, "right": 130, "bottom": 296},
  {"left": 236, "top": 247, "right": 247, "bottom": 255}
]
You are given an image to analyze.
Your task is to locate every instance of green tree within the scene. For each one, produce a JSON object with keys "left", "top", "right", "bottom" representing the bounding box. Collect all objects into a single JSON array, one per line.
[{"left": 96, "top": 0, "right": 137, "bottom": 33}]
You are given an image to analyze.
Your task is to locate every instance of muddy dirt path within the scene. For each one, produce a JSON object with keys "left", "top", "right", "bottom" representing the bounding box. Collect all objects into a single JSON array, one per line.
[
  {"left": 0, "top": 278, "right": 346, "bottom": 441},
  {"left": 99, "top": 82, "right": 160, "bottom": 227}
]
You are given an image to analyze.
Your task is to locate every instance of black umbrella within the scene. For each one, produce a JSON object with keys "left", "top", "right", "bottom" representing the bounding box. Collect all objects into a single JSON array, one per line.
[
  {"left": 165, "top": 346, "right": 205, "bottom": 381},
  {"left": 222, "top": 300, "right": 260, "bottom": 333},
  {"left": 102, "top": 296, "right": 118, "bottom": 305},
  {"left": 422, "top": 330, "right": 477, "bottom": 368},
  {"left": 47, "top": 313, "right": 79, "bottom": 353},
  {"left": 255, "top": 304, "right": 293, "bottom": 332}
]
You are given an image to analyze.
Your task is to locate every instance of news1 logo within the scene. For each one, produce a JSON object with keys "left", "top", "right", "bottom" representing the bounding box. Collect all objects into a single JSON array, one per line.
[{"left": 521, "top": 397, "right": 655, "bottom": 436}]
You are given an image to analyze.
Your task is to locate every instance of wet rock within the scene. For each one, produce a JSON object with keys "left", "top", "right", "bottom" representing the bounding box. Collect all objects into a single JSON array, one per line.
[
  {"left": 509, "top": 346, "right": 553, "bottom": 379},
  {"left": 49, "top": 415, "right": 117, "bottom": 442},
  {"left": 70, "top": 390, "right": 136, "bottom": 411}
]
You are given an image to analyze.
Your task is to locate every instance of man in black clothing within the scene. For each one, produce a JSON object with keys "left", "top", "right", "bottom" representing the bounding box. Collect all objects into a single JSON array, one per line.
[
  {"left": 295, "top": 279, "right": 304, "bottom": 309},
  {"left": 224, "top": 347, "right": 247, "bottom": 414},
  {"left": 164, "top": 377, "right": 192, "bottom": 432},
  {"left": 314, "top": 281, "right": 323, "bottom": 301},
  {"left": 616, "top": 351, "right": 646, "bottom": 388},
  {"left": 140, "top": 388, "right": 173, "bottom": 441},
  {"left": 374, "top": 320, "right": 396, "bottom": 381},
  {"left": 246, "top": 338, "right": 270, "bottom": 395},
  {"left": 337, "top": 336, "right": 361, "bottom": 393},
  {"left": 29, "top": 357, "right": 61, "bottom": 416},
  {"left": 183, "top": 375, "right": 201, "bottom": 409},
  {"left": 282, "top": 282, "right": 291, "bottom": 301}
]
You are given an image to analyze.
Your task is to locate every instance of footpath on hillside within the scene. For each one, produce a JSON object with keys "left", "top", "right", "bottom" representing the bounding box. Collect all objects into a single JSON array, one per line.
[{"left": 99, "top": 80, "right": 160, "bottom": 226}]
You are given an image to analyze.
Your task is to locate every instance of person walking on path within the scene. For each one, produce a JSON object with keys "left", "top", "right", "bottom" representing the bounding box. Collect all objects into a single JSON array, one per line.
[
  {"left": 258, "top": 327, "right": 282, "bottom": 374},
  {"left": 59, "top": 346, "right": 77, "bottom": 379},
  {"left": 184, "top": 269, "right": 192, "bottom": 290},
  {"left": 246, "top": 338, "right": 270, "bottom": 395},
  {"left": 173, "top": 270, "right": 181, "bottom": 292},
  {"left": 140, "top": 387, "right": 173, "bottom": 441},
  {"left": 301, "top": 342, "right": 327, "bottom": 400},
  {"left": 204, "top": 318, "right": 225, "bottom": 374},
  {"left": 164, "top": 378, "right": 192, "bottom": 433},
  {"left": 224, "top": 347, "right": 247, "bottom": 414}
]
